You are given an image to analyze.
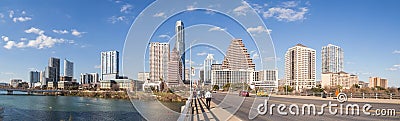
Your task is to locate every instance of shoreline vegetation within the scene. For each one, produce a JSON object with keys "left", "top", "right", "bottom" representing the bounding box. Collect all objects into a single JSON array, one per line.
[{"left": 37, "top": 90, "right": 187, "bottom": 102}]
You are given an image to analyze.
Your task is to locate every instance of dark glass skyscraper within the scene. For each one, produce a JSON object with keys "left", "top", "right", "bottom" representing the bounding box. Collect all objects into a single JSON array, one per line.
[{"left": 175, "top": 20, "right": 185, "bottom": 81}]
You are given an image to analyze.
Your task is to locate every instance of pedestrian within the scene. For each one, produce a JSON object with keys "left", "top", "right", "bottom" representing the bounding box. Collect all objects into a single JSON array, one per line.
[{"left": 205, "top": 91, "right": 212, "bottom": 109}]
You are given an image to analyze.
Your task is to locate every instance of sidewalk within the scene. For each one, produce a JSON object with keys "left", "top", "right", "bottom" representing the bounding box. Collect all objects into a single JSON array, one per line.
[
  {"left": 271, "top": 94, "right": 400, "bottom": 104},
  {"left": 191, "top": 98, "right": 241, "bottom": 121}
]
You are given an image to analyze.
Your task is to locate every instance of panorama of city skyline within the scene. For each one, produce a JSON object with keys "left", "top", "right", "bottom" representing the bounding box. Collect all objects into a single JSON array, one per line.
[{"left": 0, "top": 0, "right": 399, "bottom": 87}]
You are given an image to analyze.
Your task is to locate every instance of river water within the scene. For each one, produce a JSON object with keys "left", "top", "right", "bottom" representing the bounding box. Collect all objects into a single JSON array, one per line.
[{"left": 0, "top": 91, "right": 183, "bottom": 121}]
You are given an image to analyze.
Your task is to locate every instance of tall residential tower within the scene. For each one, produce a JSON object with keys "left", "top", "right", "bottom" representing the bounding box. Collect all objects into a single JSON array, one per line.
[
  {"left": 149, "top": 42, "right": 170, "bottom": 82},
  {"left": 203, "top": 54, "right": 215, "bottom": 84},
  {"left": 101, "top": 51, "right": 119, "bottom": 80},
  {"left": 64, "top": 59, "right": 74, "bottom": 77},
  {"left": 322, "top": 44, "right": 344, "bottom": 73},
  {"left": 175, "top": 20, "right": 185, "bottom": 82},
  {"left": 285, "top": 44, "right": 316, "bottom": 91}
]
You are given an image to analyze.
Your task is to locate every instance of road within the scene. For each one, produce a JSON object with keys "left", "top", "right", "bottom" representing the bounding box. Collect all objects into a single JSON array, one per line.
[{"left": 212, "top": 93, "right": 400, "bottom": 121}]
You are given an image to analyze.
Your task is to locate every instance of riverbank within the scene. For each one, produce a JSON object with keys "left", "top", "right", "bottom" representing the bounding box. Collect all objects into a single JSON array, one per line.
[{"left": 62, "top": 91, "right": 131, "bottom": 100}]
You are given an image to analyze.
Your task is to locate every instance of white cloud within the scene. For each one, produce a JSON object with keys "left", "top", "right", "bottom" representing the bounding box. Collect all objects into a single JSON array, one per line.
[
  {"left": 187, "top": 5, "right": 195, "bottom": 11},
  {"left": 120, "top": 3, "right": 132, "bottom": 13},
  {"left": 282, "top": 1, "right": 299, "bottom": 8},
  {"left": 153, "top": 12, "right": 166, "bottom": 18},
  {"left": 208, "top": 27, "right": 225, "bottom": 31},
  {"left": 4, "top": 27, "right": 73, "bottom": 49},
  {"left": 3, "top": 41, "right": 25, "bottom": 49},
  {"left": 394, "top": 64, "right": 400, "bottom": 67},
  {"left": 252, "top": 53, "right": 259, "bottom": 60},
  {"left": 21, "top": 11, "right": 26, "bottom": 14},
  {"left": 71, "top": 29, "right": 86, "bottom": 37},
  {"left": 9, "top": 10, "right": 14, "bottom": 18},
  {"left": 13, "top": 16, "right": 32, "bottom": 23},
  {"left": 53, "top": 29, "right": 69, "bottom": 34},
  {"left": 0, "top": 13, "right": 4, "bottom": 18},
  {"left": 263, "top": 7, "right": 308, "bottom": 22},
  {"left": 94, "top": 65, "right": 101, "bottom": 69},
  {"left": 393, "top": 50, "right": 400, "bottom": 54},
  {"left": 386, "top": 68, "right": 398, "bottom": 71},
  {"left": 247, "top": 26, "right": 272, "bottom": 34},
  {"left": 1, "top": 36, "right": 9, "bottom": 42},
  {"left": 108, "top": 16, "right": 127, "bottom": 24},
  {"left": 158, "top": 34, "right": 170, "bottom": 40},
  {"left": 233, "top": 1, "right": 251, "bottom": 16},
  {"left": 197, "top": 52, "right": 207, "bottom": 56},
  {"left": 25, "top": 27, "right": 44, "bottom": 35}
]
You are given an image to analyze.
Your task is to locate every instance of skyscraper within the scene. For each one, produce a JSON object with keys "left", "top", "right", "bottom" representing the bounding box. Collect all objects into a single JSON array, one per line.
[
  {"left": 285, "top": 44, "right": 316, "bottom": 91},
  {"left": 47, "top": 57, "right": 60, "bottom": 88},
  {"left": 149, "top": 42, "right": 170, "bottom": 82},
  {"left": 29, "top": 71, "right": 40, "bottom": 88},
  {"left": 64, "top": 59, "right": 74, "bottom": 77},
  {"left": 167, "top": 48, "right": 182, "bottom": 86},
  {"left": 101, "top": 51, "right": 119, "bottom": 80},
  {"left": 203, "top": 54, "right": 215, "bottom": 84},
  {"left": 222, "top": 39, "right": 255, "bottom": 70},
  {"left": 322, "top": 44, "right": 344, "bottom": 73},
  {"left": 175, "top": 20, "right": 185, "bottom": 81}
]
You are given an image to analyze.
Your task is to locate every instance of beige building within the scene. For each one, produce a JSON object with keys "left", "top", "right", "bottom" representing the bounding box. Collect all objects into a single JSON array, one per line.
[
  {"left": 167, "top": 48, "right": 182, "bottom": 86},
  {"left": 149, "top": 42, "right": 170, "bottom": 83},
  {"left": 222, "top": 39, "right": 255, "bottom": 70},
  {"left": 285, "top": 44, "right": 316, "bottom": 91},
  {"left": 137, "top": 72, "right": 150, "bottom": 82},
  {"left": 369, "top": 77, "right": 388, "bottom": 89},
  {"left": 321, "top": 71, "right": 359, "bottom": 89}
]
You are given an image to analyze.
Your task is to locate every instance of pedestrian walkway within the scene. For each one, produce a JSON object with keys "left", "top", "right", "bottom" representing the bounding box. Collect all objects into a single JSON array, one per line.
[
  {"left": 190, "top": 98, "right": 241, "bottom": 121},
  {"left": 271, "top": 94, "right": 400, "bottom": 104}
]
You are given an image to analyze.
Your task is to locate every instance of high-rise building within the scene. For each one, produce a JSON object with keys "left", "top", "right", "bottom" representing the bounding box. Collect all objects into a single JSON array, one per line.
[
  {"left": 211, "top": 64, "right": 222, "bottom": 70},
  {"left": 222, "top": 39, "right": 255, "bottom": 70},
  {"left": 199, "top": 70, "right": 204, "bottom": 84},
  {"left": 64, "top": 59, "right": 74, "bottom": 77},
  {"left": 285, "top": 44, "right": 316, "bottom": 91},
  {"left": 203, "top": 54, "right": 216, "bottom": 84},
  {"left": 80, "top": 73, "right": 99, "bottom": 85},
  {"left": 149, "top": 42, "right": 169, "bottom": 82},
  {"left": 321, "top": 72, "right": 359, "bottom": 89},
  {"left": 175, "top": 20, "right": 186, "bottom": 82},
  {"left": 322, "top": 44, "right": 344, "bottom": 73},
  {"left": 101, "top": 51, "right": 119, "bottom": 80},
  {"left": 369, "top": 77, "right": 388, "bottom": 89},
  {"left": 45, "top": 57, "right": 60, "bottom": 88},
  {"left": 29, "top": 71, "right": 40, "bottom": 88},
  {"left": 167, "top": 48, "right": 182, "bottom": 86}
]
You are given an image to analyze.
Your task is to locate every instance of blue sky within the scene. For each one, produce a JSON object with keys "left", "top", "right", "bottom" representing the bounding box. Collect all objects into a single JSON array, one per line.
[{"left": 0, "top": 0, "right": 399, "bottom": 87}]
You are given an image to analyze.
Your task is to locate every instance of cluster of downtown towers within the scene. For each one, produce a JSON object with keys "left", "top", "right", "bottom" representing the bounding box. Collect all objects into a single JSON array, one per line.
[{"left": 148, "top": 20, "right": 358, "bottom": 92}]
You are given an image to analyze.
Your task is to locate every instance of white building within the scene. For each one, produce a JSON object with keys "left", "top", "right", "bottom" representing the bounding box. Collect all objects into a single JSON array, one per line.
[
  {"left": 64, "top": 59, "right": 74, "bottom": 77},
  {"left": 203, "top": 54, "right": 216, "bottom": 85},
  {"left": 80, "top": 73, "right": 99, "bottom": 85},
  {"left": 137, "top": 72, "right": 150, "bottom": 82},
  {"left": 149, "top": 42, "right": 169, "bottom": 82},
  {"left": 322, "top": 44, "right": 344, "bottom": 73},
  {"left": 285, "top": 44, "right": 316, "bottom": 91},
  {"left": 211, "top": 69, "right": 253, "bottom": 88},
  {"left": 321, "top": 72, "right": 359, "bottom": 89},
  {"left": 101, "top": 51, "right": 119, "bottom": 80},
  {"left": 253, "top": 70, "right": 278, "bottom": 90}
]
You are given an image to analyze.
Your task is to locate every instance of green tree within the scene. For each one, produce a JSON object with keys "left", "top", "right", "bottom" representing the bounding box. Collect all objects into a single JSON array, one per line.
[
  {"left": 223, "top": 83, "right": 231, "bottom": 91},
  {"left": 212, "top": 85, "right": 219, "bottom": 91}
]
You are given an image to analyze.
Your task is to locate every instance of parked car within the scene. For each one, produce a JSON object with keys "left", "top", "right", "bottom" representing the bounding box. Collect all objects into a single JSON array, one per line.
[{"left": 239, "top": 90, "right": 250, "bottom": 97}]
